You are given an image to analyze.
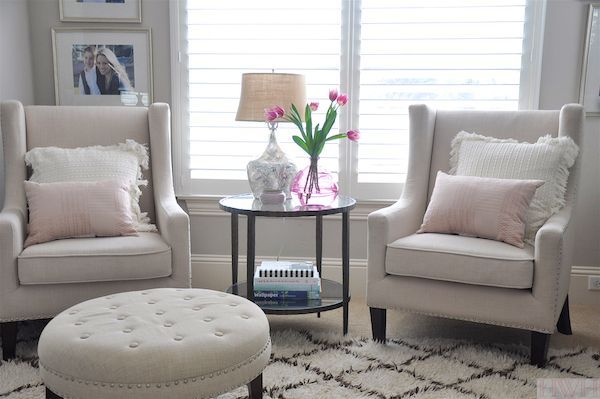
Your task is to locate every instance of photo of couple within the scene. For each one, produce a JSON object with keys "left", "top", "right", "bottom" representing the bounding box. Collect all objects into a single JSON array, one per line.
[{"left": 72, "top": 44, "right": 134, "bottom": 95}]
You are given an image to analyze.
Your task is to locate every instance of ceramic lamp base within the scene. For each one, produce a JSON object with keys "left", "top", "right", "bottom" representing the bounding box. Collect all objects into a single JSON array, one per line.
[{"left": 247, "top": 126, "right": 297, "bottom": 199}]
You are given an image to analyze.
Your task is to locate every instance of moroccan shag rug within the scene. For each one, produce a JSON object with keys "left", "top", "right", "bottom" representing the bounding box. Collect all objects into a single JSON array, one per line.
[{"left": 1, "top": 320, "right": 599, "bottom": 399}]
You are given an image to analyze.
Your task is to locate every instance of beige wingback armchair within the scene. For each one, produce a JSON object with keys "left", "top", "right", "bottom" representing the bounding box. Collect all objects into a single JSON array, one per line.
[
  {"left": 0, "top": 101, "right": 191, "bottom": 360},
  {"left": 367, "top": 104, "right": 584, "bottom": 367}
]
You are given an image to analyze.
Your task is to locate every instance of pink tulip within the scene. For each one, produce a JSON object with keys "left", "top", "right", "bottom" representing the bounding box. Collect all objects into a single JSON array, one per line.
[
  {"left": 264, "top": 105, "right": 285, "bottom": 121},
  {"left": 329, "top": 89, "right": 338, "bottom": 102},
  {"left": 346, "top": 129, "right": 360, "bottom": 142},
  {"left": 264, "top": 108, "right": 279, "bottom": 122},
  {"left": 309, "top": 102, "right": 319, "bottom": 111},
  {"left": 273, "top": 105, "right": 285, "bottom": 118},
  {"left": 337, "top": 94, "right": 348, "bottom": 106}
]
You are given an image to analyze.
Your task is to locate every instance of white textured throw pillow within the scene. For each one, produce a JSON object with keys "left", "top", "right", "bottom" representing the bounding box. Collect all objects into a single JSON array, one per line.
[
  {"left": 449, "top": 131, "right": 579, "bottom": 244},
  {"left": 25, "top": 140, "right": 156, "bottom": 232}
]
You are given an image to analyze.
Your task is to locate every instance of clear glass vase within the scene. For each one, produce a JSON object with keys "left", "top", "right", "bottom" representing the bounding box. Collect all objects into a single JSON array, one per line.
[{"left": 291, "top": 157, "right": 338, "bottom": 206}]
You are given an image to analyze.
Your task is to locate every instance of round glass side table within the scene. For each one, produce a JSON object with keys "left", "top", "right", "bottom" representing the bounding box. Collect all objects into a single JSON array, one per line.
[{"left": 219, "top": 194, "right": 356, "bottom": 334}]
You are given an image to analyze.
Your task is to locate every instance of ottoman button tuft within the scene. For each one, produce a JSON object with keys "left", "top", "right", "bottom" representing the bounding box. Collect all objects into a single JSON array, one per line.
[
  {"left": 214, "top": 331, "right": 224, "bottom": 337},
  {"left": 129, "top": 342, "right": 139, "bottom": 348}
]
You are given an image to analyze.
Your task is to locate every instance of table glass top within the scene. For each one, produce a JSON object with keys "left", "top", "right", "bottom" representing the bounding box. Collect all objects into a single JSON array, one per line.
[{"left": 219, "top": 193, "right": 356, "bottom": 216}]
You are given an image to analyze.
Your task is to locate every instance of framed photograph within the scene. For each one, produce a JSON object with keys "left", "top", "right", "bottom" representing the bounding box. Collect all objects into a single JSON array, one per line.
[
  {"left": 52, "top": 28, "right": 153, "bottom": 106},
  {"left": 580, "top": 3, "right": 600, "bottom": 117},
  {"left": 59, "top": 0, "right": 141, "bottom": 23}
]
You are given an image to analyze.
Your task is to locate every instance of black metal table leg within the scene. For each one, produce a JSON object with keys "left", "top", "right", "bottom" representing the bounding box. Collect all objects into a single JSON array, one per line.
[
  {"left": 247, "top": 214, "right": 256, "bottom": 301},
  {"left": 316, "top": 214, "right": 323, "bottom": 318},
  {"left": 342, "top": 210, "right": 350, "bottom": 335},
  {"left": 231, "top": 213, "right": 238, "bottom": 287},
  {"left": 316, "top": 215, "right": 323, "bottom": 275}
]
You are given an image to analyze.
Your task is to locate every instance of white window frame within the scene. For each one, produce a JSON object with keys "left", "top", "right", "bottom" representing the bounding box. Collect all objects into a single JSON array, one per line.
[{"left": 170, "top": 0, "right": 546, "bottom": 200}]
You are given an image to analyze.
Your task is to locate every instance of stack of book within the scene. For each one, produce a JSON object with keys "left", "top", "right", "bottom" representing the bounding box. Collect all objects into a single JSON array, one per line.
[{"left": 253, "top": 261, "right": 321, "bottom": 303}]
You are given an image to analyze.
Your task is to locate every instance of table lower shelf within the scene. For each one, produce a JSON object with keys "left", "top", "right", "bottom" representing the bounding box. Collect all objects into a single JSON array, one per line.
[{"left": 227, "top": 278, "right": 350, "bottom": 315}]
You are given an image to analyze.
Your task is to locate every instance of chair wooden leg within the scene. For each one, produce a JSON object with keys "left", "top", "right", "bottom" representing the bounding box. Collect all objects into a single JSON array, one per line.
[
  {"left": 45, "top": 388, "right": 63, "bottom": 399},
  {"left": 370, "top": 307, "right": 386, "bottom": 342},
  {"left": 1, "top": 321, "right": 17, "bottom": 361},
  {"left": 247, "top": 373, "right": 263, "bottom": 399},
  {"left": 530, "top": 331, "right": 551, "bottom": 367},
  {"left": 556, "top": 295, "right": 572, "bottom": 335}
]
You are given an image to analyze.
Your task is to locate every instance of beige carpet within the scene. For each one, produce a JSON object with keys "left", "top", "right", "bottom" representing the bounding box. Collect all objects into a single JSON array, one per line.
[{"left": 268, "top": 298, "right": 600, "bottom": 350}]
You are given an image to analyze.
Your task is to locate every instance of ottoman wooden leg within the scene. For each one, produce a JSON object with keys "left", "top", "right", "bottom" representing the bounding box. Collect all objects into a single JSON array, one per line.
[
  {"left": 46, "top": 388, "right": 63, "bottom": 399},
  {"left": 247, "top": 373, "right": 263, "bottom": 399},
  {"left": 1, "top": 321, "right": 17, "bottom": 360}
]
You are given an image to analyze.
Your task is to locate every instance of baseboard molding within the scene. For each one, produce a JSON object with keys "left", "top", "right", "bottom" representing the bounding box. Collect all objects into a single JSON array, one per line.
[
  {"left": 191, "top": 255, "right": 600, "bottom": 305},
  {"left": 570, "top": 265, "right": 600, "bottom": 306}
]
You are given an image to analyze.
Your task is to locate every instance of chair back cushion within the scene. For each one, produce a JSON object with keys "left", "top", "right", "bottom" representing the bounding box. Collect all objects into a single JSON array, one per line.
[{"left": 24, "top": 106, "right": 156, "bottom": 222}]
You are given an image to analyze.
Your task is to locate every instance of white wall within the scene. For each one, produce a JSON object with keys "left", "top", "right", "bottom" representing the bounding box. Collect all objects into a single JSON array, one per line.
[
  {"left": 27, "top": 0, "right": 171, "bottom": 104},
  {"left": 539, "top": 0, "right": 600, "bottom": 266},
  {"left": 539, "top": 0, "right": 600, "bottom": 304},
  {"left": 0, "top": 0, "right": 35, "bottom": 209}
]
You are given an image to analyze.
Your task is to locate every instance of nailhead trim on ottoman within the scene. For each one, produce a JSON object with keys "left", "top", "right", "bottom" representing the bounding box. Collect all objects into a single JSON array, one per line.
[{"left": 38, "top": 288, "right": 271, "bottom": 399}]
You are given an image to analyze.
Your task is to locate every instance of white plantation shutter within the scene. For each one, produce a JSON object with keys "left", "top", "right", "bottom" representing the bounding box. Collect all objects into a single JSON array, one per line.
[
  {"left": 174, "top": 0, "right": 539, "bottom": 199},
  {"left": 184, "top": 0, "right": 341, "bottom": 195},
  {"left": 351, "top": 0, "right": 529, "bottom": 199}
]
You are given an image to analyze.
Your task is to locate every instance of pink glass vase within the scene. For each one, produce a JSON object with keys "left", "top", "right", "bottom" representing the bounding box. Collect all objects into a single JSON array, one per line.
[{"left": 291, "top": 157, "right": 338, "bottom": 206}]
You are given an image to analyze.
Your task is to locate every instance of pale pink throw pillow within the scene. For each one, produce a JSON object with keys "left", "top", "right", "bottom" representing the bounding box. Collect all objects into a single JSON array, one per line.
[
  {"left": 418, "top": 172, "right": 544, "bottom": 248},
  {"left": 24, "top": 180, "right": 137, "bottom": 247}
]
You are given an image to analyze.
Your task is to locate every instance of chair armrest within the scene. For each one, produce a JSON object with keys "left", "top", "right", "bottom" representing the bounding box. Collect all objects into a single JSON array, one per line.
[
  {"left": 155, "top": 196, "right": 191, "bottom": 288},
  {"left": 367, "top": 199, "right": 424, "bottom": 283},
  {"left": 533, "top": 205, "right": 574, "bottom": 318},
  {"left": 0, "top": 208, "right": 26, "bottom": 298}
]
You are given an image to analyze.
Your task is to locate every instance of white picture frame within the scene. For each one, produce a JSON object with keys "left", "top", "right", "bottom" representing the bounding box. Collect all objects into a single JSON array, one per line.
[
  {"left": 52, "top": 28, "right": 153, "bottom": 106},
  {"left": 580, "top": 3, "right": 600, "bottom": 117},
  {"left": 59, "top": 0, "right": 141, "bottom": 23}
]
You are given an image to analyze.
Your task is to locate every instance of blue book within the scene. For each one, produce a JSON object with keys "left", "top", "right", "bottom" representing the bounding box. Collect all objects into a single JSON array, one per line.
[
  {"left": 253, "top": 290, "right": 320, "bottom": 300},
  {"left": 254, "top": 282, "right": 321, "bottom": 292}
]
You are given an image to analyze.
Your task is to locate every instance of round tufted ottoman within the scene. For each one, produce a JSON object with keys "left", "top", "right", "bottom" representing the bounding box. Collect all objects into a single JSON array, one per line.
[{"left": 38, "top": 288, "right": 271, "bottom": 399}]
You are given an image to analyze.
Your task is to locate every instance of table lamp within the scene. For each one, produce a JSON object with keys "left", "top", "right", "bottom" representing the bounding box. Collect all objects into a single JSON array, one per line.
[{"left": 236, "top": 73, "right": 306, "bottom": 200}]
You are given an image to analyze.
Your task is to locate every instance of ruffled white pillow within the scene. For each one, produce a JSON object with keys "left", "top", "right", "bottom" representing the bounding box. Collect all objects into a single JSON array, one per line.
[
  {"left": 449, "top": 131, "right": 579, "bottom": 244},
  {"left": 25, "top": 140, "right": 156, "bottom": 232}
]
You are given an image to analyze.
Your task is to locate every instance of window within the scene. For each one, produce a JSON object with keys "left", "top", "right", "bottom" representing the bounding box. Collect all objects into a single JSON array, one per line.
[{"left": 172, "top": 0, "right": 544, "bottom": 200}]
